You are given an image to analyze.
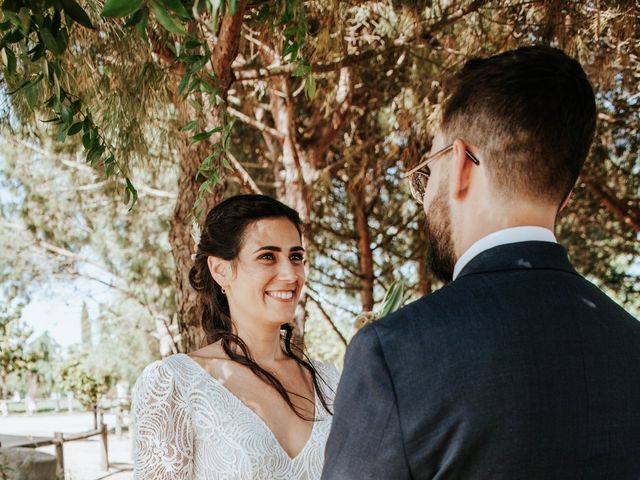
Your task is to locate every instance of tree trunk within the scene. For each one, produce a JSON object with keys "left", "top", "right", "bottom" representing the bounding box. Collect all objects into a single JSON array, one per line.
[
  {"left": 352, "top": 193, "right": 374, "bottom": 311},
  {"left": 259, "top": 45, "right": 352, "bottom": 336},
  {"left": 1, "top": 373, "right": 7, "bottom": 401},
  {"left": 170, "top": 3, "right": 248, "bottom": 353},
  {"left": 170, "top": 141, "right": 225, "bottom": 353}
]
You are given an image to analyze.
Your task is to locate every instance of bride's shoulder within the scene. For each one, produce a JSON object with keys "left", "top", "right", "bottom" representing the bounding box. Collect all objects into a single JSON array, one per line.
[
  {"left": 310, "top": 359, "right": 341, "bottom": 389},
  {"left": 135, "top": 353, "right": 197, "bottom": 388}
]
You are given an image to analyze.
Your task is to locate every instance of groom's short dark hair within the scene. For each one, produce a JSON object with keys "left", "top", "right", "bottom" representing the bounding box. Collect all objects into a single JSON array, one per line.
[{"left": 441, "top": 45, "right": 596, "bottom": 204}]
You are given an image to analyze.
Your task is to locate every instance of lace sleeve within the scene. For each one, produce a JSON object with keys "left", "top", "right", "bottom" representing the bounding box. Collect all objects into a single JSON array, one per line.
[
  {"left": 315, "top": 360, "right": 341, "bottom": 405},
  {"left": 132, "top": 360, "right": 194, "bottom": 480}
]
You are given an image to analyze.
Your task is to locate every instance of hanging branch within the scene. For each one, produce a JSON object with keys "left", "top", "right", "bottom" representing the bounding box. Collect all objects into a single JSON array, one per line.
[{"left": 306, "top": 290, "right": 348, "bottom": 346}]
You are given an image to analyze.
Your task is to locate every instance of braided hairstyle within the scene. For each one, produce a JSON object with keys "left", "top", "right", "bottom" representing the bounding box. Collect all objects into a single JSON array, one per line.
[{"left": 188, "top": 194, "right": 332, "bottom": 419}]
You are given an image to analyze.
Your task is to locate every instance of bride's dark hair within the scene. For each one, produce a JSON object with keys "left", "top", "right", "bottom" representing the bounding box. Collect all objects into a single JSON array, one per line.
[{"left": 188, "top": 194, "right": 332, "bottom": 419}]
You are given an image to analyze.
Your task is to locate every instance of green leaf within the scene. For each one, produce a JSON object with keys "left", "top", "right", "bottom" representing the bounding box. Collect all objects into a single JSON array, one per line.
[
  {"left": 379, "top": 280, "right": 406, "bottom": 318},
  {"left": 8, "top": 73, "right": 43, "bottom": 95},
  {"left": 187, "top": 57, "right": 208, "bottom": 76},
  {"left": 190, "top": 129, "right": 215, "bottom": 142},
  {"left": 179, "top": 120, "right": 197, "bottom": 131},
  {"left": 292, "top": 63, "right": 310, "bottom": 77},
  {"left": 3, "top": 47, "right": 16, "bottom": 77},
  {"left": 56, "top": 27, "right": 69, "bottom": 52},
  {"left": 39, "top": 27, "right": 63, "bottom": 54},
  {"left": 56, "top": 124, "right": 67, "bottom": 141},
  {"left": 222, "top": 157, "right": 231, "bottom": 169},
  {"left": 124, "top": 8, "right": 144, "bottom": 27},
  {"left": 18, "top": 8, "right": 31, "bottom": 33},
  {"left": 199, "top": 78, "right": 217, "bottom": 94},
  {"left": 29, "top": 43, "right": 45, "bottom": 61},
  {"left": 304, "top": 74, "right": 316, "bottom": 100},
  {"left": 89, "top": 144, "right": 105, "bottom": 165},
  {"left": 187, "top": 77, "right": 199, "bottom": 93},
  {"left": 61, "top": 0, "right": 94, "bottom": 29},
  {"left": 125, "top": 178, "right": 138, "bottom": 210},
  {"left": 256, "top": 4, "right": 269, "bottom": 22},
  {"left": 135, "top": 7, "right": 149, "bottom": 40},
  {"left": 3, "top": 29, "right": 24, "bottom": 44},
  {"left": 229, "top": 0, "right": 238, "bottom": 16},
  {"left": 177, "top": 71, "right": 191, "bottom": 95},
  {"left": 180, "top": 54, "right": 205, "bottom": 64},
  {"left": 67, "top": 122, "right": 83, "bottom": 135},
  {"left": 184, "top": 38, "right": 201, "bottom": 49},
  {"left": 150, "top": 0, "right": 186, "bottom": 35},
  {"left": 157, "top": 0, "right": 190, "bottom": 19},
  {"left": 82, "top": 131, "right": 93, "bottom": 149},
  {"left": 69, "top": 100, "right": 82, "bottom": 114},
  {"left": 188, "top": 98, "right": 202, "bottom": 112},
  {"left": 51, "top": 10, "right": 62, "bottom": 35},
  {"left": 102, "top": 0, "right": 143, "bottom": 18},
  {"left": 61, "top": 105, "right": 72, "bottom": 125}
]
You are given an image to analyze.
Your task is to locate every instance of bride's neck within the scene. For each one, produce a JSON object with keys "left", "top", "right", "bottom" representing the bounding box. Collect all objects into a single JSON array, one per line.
[{"left": 232, "top": 321, "right": 286, "bottom": 364}]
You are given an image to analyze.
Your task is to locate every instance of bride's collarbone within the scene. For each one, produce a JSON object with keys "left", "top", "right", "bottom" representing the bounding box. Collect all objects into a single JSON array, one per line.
[{"left": 187, "top": 353, "right": 316, "bottom": 458}]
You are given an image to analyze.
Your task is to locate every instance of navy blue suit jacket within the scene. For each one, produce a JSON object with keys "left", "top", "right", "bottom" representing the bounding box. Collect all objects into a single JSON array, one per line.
[{"left": 322, "top": 242, "right": 640, "bottom": 479}]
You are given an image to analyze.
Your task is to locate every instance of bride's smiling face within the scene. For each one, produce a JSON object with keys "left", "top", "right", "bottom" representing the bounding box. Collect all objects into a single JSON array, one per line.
[{"left": 225, "top": 217, "right": 306, "bottom": 327}]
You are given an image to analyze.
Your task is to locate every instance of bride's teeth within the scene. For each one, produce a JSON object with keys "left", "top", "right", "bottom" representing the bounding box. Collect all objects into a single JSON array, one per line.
[{"left": 266, "top": 290, "right": 294, "bottom": 299}]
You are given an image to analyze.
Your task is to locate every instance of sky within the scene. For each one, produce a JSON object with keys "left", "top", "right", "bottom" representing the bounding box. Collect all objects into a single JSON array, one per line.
[{"left": 20, "top": 277, "right": 112, "bottom": 349}]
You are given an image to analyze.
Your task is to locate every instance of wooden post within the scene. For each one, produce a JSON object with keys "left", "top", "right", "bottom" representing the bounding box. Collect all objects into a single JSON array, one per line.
[
  {"left": 54, "top": 432, "right": 64, "bottom": 475},
  {"left": 99, "top": 422, "right": 109, "bottom": 470}
]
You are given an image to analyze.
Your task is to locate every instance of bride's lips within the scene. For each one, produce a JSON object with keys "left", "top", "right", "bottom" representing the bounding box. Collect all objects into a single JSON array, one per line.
[{"left": 265, "top": 289, "right": 297, "bottom": 302}]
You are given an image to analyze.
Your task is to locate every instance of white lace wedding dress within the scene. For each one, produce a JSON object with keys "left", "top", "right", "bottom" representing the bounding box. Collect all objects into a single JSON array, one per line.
[{"left": 131, "top": 353, "right": 340, "bottom": 480}]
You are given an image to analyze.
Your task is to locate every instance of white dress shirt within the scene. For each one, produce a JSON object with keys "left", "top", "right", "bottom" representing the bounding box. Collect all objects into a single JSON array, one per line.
[{"left": 452, "top": 226, "right": 557, "bottom": 280}]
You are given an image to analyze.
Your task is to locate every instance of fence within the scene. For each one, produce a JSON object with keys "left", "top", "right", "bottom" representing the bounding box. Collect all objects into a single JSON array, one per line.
[{"left": 0, "top": 409, "right": 129, "bottom": 476}]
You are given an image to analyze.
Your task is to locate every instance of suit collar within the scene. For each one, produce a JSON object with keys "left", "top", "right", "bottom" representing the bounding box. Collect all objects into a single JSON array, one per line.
[
  {"left": 456, "top": 241, "right": 578, "bottom": 279},
  {"left": 453, "top": 227, "right": 557, "bottom": 280}
]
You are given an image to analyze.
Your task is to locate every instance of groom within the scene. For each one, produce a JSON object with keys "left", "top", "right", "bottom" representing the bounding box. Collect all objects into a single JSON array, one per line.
[{"left": 322, "top": 46, "right": 640, "bottom": 479}]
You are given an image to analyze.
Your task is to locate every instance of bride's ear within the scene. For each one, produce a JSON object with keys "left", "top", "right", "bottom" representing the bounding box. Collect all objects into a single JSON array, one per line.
[{"left": 207, "top": 256, "right": 231, "bottom": 290}]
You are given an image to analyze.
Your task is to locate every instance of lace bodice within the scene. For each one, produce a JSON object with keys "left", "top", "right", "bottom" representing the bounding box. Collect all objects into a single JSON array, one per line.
[{"left": 131, "top": 353, "right": 340, "bottom": 480}]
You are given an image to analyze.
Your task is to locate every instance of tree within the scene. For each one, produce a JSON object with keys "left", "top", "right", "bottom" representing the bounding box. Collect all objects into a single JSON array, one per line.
[
  {"left": 80, "top": 301, "right": 91, "bottom": 348},
  {"left": 22, "top": 331, "right": 61, "bottom": 406},
  {"left": 57, "top": 353, "right": 113, "bottom": 429},
  {"left": 0, "top": 296, "right": 31, "bottom": 402},
  {"left": 1, "top": 0, "right": 637, "bottom": 360}
]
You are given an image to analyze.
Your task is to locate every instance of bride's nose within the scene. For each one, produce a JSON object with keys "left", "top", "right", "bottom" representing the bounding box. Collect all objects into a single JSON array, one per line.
[{"left": 276, "top": 260, "right": 299, "bottom": 281}]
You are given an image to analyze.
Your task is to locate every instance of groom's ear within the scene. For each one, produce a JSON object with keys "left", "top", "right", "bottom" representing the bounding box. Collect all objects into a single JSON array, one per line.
[
  {"left": 207, "top": 256, "right": 231, "bottom": 290},
  {"left": 450, "top": 138, "right": 474, "bottom": 201}
]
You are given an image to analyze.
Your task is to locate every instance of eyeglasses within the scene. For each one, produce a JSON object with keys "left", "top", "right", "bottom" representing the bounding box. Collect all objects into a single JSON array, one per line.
[{"left": 405, "top": 144, "right": 480, "bottom": 204}]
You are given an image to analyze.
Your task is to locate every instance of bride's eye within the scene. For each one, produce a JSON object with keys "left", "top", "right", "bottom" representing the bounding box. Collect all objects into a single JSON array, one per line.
[
  {"left": 290, "top": 253, "right": 305, "bottom": 263},
  {"left": 258, "top": 253, "right": 275, "bottom": 261}
]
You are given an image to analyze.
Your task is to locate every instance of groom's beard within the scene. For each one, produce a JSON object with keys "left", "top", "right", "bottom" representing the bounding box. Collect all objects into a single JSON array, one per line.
[{"left": 424, "top": 179, "right": 455, "bottom": 284}]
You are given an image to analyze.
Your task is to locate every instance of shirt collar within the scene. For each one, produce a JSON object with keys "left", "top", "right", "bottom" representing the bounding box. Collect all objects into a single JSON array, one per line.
[{"left": 452, "top": 226, "right": 557, "bottom": 280}]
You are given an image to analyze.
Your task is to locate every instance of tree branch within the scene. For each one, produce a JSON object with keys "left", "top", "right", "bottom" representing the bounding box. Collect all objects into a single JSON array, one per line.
[
  {"left": 234, "top": 0, "right": 488, "bottom": 82},
  {"left": 582, "top": 179, "right": 640, "bottom": 233},
  {"left": 306, "top": 284, "right": 359, "bottom": 316},
  {"left": 305, "top": 290, "right": 348, "bottom": 346},
  {"left": 212, "top": 1, "right": 250, "bottom": 92},
  {"left": 227, "top": 106, "right": 284, "bottom": 139},
  {"left": 307, "top": 67, "right": 353, "bottom": 162},
  {"left": 226, "top": 151, "right": 262, "bottom": 194}
]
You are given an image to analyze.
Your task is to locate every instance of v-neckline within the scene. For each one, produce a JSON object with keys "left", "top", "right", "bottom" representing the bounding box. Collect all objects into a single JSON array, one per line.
[{"left": 178, "top": 353, "right": 318, "bottom": 461}]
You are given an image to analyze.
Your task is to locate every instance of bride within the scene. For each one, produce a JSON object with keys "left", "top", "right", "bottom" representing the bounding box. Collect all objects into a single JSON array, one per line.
[{"left": 132, "top": 194, "right": 340, "bottom": 479}]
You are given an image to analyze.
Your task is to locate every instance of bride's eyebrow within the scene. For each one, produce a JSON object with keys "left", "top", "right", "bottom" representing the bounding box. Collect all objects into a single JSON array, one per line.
[{"left": 253, "top": 246, "right": 305, "bottom": 253}]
